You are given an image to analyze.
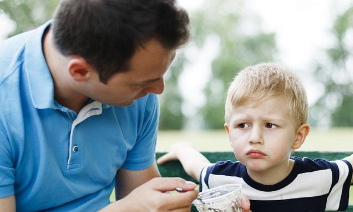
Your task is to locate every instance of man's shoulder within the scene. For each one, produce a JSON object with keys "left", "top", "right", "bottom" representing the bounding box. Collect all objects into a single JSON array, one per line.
[
  {"left": 0, "top": 30, "right": 32, "bottom": 62},
  {"left": 0, "top": 31, "right": 33, "bottom": 87},
  {"left": 108, "top": 94, "right": 159, "bottom": 126},
  {"left": 0, "top": 31, "right": 31, "bottom": 50},
  {"left": 0, "top": 22, "right": 50, "bottom": 85}
]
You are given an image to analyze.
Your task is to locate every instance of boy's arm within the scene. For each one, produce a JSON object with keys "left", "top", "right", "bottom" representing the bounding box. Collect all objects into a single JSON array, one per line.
[
  {"left": 343, "top": 154, "right": 353, "bottom": 183},
  {"left": 157, "top": 143, "right": 211, "bottom": 181}
]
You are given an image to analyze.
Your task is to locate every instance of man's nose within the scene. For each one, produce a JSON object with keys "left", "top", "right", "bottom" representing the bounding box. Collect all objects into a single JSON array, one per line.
[{"left": 145, "top": 79, "right": 165, "bottom": 95}]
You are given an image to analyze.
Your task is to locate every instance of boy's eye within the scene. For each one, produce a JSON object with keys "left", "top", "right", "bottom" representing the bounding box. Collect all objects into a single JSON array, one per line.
[
  {"left": 265, "top": 123, "right": 276, "bottom": 128},
  {"left": 238, "top": 123, "right": 250, "bottom": 128}
]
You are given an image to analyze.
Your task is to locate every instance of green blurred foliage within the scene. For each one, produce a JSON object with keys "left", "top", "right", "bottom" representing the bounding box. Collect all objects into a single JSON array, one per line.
[
  {"left": 188, "top": 0, "right": 277, "bottom": 129},
  {"left": 0, "top": 0, "right": 59, "bottom": 36},
  {"left": 311, "top": 5, "right": 353, "bottom": 127},
  {"left": 6, "top": 0, "right": 352, "bottom": 129},
  {"left": 0, "top": 0, "right": 278, "bottom": 130},
  {"left": 158, "top": 54, "right": 186, "bottom": 130},
  {"left": 160, "top": 0, "right": 278, "bottom": 130}
]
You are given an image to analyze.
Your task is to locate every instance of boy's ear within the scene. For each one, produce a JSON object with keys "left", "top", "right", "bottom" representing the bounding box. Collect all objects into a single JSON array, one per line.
[
  {"left": 292, "top": 123, "right": 310, "bottom": 150},
  {"left": 224, "top": 123, "right": 231, "bottom": 138},
  {"left": 224, "top": 123, "right": 233, "bottom": 147},
  {"left": 68, "top": 56, "right": 93, "bottom": 82}
]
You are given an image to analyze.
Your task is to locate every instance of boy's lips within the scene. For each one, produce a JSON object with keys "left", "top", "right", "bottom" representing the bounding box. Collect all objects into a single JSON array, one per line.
[{"left": 246, "top": 149, "right": 266, "bottom": 159}]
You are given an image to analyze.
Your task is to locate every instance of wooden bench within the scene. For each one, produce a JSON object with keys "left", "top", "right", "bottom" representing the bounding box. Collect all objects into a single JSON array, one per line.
[{"left": 156, "top": 151, "right": 353, "bottom": 212}]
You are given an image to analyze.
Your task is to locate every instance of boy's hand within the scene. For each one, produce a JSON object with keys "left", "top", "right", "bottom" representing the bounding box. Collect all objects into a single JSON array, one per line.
[
  {"left": 158, "top": 142, "right": 210, "bottom": 180},
  {"left": 343, "top": 154, "right": 353, "bottom": 183},
  {"left": 241, "top": 194, "right": 252, "bottom": 212},
  {"left": 157, "top": 142, "right": 194, "bottom": 165}
]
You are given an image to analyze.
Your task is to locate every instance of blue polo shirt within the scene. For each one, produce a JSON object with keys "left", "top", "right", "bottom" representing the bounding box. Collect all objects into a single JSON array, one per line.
[{"left": 0, "top": 22, "right": 159, "bottom": 211}]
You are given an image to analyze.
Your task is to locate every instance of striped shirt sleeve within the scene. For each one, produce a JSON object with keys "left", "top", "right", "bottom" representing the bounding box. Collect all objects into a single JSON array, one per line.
[{"left": 326, "top": 160, "right": 352, "bottom": 210}]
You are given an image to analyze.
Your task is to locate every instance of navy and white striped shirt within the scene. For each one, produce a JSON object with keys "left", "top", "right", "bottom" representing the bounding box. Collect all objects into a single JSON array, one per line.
[{"left": 200, "top": 157, "right": 352, "bottom": 212}]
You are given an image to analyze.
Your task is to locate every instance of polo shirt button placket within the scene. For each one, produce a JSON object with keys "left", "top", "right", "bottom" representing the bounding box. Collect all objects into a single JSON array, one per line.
[
  {"left": 67, "top": 101, "right": 102, "bottom": 169},
  {"left": 72, "top": 145, "right": 79, "bottom": 153}
]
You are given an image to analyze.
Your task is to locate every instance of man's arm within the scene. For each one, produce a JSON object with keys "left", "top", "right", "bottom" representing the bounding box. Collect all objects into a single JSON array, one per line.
[
  {"left": 0, "top": 195, "right": 15, "bottom": 212},
  {"left": 115, "top": 162, "right": 161, "bottom": 199},
  {"left": 343, "top": 154, "right": 353, "bottom": 183},
  {"left": 157, "top": 143, "right": 212, "bottom": 181}
]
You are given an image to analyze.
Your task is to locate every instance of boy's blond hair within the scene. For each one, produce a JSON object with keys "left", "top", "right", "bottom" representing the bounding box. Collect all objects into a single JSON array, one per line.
[{"left": 225, "top": 63, "right": 308, "bottom": 129}]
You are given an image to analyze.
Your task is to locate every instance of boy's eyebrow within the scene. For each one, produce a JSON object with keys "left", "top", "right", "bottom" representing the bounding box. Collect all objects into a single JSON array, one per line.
[
  {"left": 229, "top": 116, "right": 247, "bottom": 125},
  {"left": 230, "top": 114, "right": 248, "bottom": 120},
  {"left": 230, "top": 115, "right": 286, "bottom": 122}
]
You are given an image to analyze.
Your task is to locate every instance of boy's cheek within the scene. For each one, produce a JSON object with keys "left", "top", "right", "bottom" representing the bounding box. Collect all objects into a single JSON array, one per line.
[{"left": 231, "top": 141, "right": 244, "bottom": 156}]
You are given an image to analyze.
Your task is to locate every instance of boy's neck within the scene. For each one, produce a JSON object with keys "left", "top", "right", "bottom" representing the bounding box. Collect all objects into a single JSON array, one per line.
[{"left": 246, "top": 159, "right": 295, "bottom": 185}]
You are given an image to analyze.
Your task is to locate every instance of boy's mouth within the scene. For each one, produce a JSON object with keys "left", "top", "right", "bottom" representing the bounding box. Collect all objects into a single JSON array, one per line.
[{"left": 246, "top": 149, "right": 266, "bottom": 158}]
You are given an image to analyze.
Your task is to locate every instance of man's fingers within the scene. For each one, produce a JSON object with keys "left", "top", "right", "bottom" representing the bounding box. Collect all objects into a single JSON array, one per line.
[
  {"left": 145, "top": 177, "right": 198, "bottom": 211},
  {"left": 150, "top": 177, "right": 197, "bottom": 192},
  {"left": 160, "top": 189, "right": 198, "bottom": 210},
  {"left": 170, "top": 205, "right": 192, "bottom": 212}
]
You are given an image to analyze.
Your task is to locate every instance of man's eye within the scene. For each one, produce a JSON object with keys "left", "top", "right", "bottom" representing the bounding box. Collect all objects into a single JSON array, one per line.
[
  {"left": 265, "top": 123, "right": 276, "bottom": 128},
  {"left": 132, "top": 84, "right": 146, "bottom": 89},
  {"left": 238, "top": 123, "right": 249, "bottom": 128}
]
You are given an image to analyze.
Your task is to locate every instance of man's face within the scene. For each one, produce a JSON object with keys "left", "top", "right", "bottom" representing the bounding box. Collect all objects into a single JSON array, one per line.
[{"left": 85, "top": 39, "right": 176, "bottom": 106}]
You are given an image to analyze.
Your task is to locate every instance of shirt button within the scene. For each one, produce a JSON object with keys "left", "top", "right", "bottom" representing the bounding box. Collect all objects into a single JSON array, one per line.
[{"left": 72, "top": 145, "right": 79, "bottom": 153}]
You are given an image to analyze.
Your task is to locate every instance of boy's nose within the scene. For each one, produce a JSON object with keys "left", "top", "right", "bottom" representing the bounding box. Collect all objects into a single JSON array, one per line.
[{"left": 249, "top": 127, "right": 263, "bottom": 144}]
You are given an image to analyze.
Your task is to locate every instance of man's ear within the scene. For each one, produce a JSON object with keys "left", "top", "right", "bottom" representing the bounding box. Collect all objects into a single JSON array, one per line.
[
  {"left": 68, "top": 56, "right": 93, "bottom": 82},
  {"left": 292, "top": 123, "right": 310, "bottom": 150}
]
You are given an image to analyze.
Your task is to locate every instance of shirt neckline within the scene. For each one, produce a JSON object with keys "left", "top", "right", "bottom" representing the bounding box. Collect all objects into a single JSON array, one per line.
[{"left": 242, "top": 158, "right": 301, "bottom": 191}]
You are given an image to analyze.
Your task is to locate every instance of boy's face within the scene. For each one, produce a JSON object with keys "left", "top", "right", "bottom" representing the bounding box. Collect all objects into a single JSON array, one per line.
[{"left": 225, "top": 95, "right": 305, "bottom": 174}]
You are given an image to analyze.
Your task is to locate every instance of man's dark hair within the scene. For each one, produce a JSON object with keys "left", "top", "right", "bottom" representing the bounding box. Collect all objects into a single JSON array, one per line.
[{"left": 51, "top": 0, "right": 190, "bottom": 83}]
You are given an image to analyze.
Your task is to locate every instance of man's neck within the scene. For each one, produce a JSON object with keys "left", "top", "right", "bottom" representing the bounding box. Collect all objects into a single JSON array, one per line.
[{"left": 42, "top": 28, "right": 89, "bottom": 113}]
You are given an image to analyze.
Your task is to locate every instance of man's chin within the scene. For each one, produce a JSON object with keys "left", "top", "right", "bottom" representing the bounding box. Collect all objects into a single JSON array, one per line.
[
  {"left": 119, "top": 100, "right": 134, "bottom": 107},
  {"left": 125, "top": 100, "right": 134, "bottom": 106}
]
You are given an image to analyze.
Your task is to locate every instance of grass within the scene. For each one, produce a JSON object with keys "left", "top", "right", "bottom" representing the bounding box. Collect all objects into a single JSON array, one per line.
[
  {"left": 111, "top": 128, "right": 353, "bottom": 203},
  {"left": 156, "top": 127, "right": 353, "bottom": 151}
]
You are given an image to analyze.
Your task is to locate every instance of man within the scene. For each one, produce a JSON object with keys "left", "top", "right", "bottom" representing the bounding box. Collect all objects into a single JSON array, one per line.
[{"left": 0, "top": 0, "right": 251, "bottom": 211}]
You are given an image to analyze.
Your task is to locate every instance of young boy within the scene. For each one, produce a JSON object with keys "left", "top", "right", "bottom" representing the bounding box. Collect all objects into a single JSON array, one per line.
[{"left": 158, "top": 63, "right": 353, "bottom": 212}]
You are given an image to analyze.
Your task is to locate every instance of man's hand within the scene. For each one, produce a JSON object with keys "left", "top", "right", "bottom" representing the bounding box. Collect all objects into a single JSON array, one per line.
[{"left": 102, "top": 177, "right": 198, "bottom": 212}]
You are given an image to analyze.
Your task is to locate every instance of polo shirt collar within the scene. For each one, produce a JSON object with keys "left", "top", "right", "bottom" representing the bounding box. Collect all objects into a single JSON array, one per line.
[{"left": 24, "top": 21, "right": 55, "bottom": 109}]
